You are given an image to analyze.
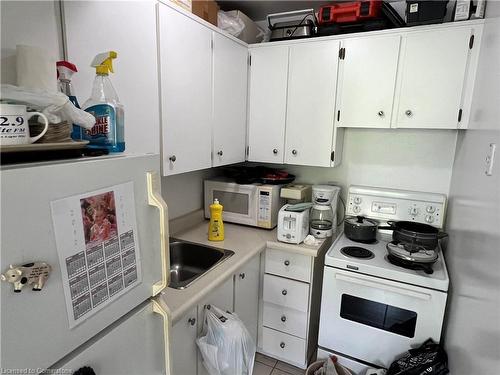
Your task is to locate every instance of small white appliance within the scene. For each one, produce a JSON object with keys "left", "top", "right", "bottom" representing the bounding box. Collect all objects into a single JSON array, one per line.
[
  {"left": 280, "top": 184, "right": 312, "bottom": 203},
  {"left": 204, "top": 178, "right": 284, "bottom": 229},
  {"left": 310, "top": 185, "right": 341, "bottom": 238},
  {"left": 277, "top": 204, "right": 310, "bottom": 244},
  {"left": 318, "top": 185, "right": 449, "bottom": 371}
]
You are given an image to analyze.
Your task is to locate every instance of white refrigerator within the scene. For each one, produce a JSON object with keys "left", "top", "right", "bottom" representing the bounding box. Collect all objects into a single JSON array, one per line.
[{"left": 0, "top": 154, "right": 171, "bottom": 374}]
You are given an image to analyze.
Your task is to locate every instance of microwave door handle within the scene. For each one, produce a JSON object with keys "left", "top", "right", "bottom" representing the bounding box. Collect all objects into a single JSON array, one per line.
[{"left": 335, "top": 274, "right": 432, "bottom": 301}]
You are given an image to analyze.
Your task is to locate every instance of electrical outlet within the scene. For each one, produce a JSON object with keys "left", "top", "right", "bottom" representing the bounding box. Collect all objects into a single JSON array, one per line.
[{"left": 485, "top": 143, "right": 496, "bottom": 176}]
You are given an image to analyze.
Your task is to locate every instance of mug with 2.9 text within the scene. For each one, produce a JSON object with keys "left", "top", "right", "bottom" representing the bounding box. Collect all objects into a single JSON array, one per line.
[{"left": 0, "top": 104, "right": 49, "bottom": 146}]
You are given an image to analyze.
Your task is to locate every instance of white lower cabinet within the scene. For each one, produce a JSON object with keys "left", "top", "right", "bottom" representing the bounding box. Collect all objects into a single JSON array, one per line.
[
  {"left": 234, "top": 255, "right": 261, "bottom": 345},
  {"left": 259, "top": 248, "right": 319, "bottom": 369},
  {"left": 172, "top": 307, "right": 198, "bottom": 375},
  {"left": 262, "top": 327, "right": 307, "bottom": 366},
  {"left": 171, "top": 254, "right": 261, "bottom": 375}
]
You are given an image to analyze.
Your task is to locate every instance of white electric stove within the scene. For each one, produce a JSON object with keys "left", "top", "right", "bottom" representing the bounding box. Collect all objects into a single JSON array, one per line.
[{"left": 318, "top": 185, "right": 450, "bottom": 372}]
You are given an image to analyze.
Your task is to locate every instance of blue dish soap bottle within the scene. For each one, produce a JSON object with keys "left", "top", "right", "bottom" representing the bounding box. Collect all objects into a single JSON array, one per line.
[{"left": 82, "top": 51, "right": 125, "bottom": 152}]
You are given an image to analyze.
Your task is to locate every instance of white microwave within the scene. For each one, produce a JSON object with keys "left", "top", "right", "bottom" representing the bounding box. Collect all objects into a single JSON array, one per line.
[{"left": 204, "top": 179, "right": 284, "bottom": 229}]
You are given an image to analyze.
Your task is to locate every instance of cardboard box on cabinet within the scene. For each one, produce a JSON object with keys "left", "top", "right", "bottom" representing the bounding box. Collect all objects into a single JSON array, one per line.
[{"left": 192, "top": 0, "right": 219, "bottom": 26}]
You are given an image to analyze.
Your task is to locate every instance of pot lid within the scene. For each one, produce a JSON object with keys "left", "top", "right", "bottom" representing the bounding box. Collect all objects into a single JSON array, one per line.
[
  {"left": 345, "top": 216, "right": 378, "bottom": 227},
  {"left": 386, "top": 241, "right": 438, "bottom": 263}
]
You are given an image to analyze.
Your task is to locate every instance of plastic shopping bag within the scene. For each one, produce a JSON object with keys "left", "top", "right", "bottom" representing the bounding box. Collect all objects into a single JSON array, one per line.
[{"left": 196, "top": 305, "right": 256, "bottom": 375}]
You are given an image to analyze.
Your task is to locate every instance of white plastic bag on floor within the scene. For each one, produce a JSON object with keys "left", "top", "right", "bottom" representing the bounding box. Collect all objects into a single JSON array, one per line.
[{"left": 196, "top": 305, "right": 256, "bottom": 375}]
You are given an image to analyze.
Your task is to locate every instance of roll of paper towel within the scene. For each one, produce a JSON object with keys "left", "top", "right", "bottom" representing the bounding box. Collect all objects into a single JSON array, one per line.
[{"left": 16, "top": 45, "right": 57, "bottom": 93}]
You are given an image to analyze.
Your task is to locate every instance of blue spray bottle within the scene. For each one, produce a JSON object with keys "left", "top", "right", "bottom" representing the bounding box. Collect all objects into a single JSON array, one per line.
[{"left": 82, "top": 51, "right": 125, "bottom": 152}]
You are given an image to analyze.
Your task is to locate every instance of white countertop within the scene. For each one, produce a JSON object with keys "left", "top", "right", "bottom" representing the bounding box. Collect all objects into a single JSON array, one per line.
[{"left": 157, "top": 218, "right": 331, "bottom": 323}]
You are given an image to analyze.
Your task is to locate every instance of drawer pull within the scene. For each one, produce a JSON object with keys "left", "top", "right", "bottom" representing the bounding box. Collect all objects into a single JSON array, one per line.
[
  {"left": 280, "top": 342, "right": 286, "bottom": 349},
  {"left": 239, "top": 273, "right": 245, "bottom": 279},
  {"left": 282, "top": 289, "right": 287, "bottom": 296},
  {"left": 281, "top": 315, "right": 287, "bottom": 322},
  {"left": 188, "top": 318, "right": 196, "bottom": 326},
  {"left": 284, "top": 260, "right": 290, "bottom": 266}
]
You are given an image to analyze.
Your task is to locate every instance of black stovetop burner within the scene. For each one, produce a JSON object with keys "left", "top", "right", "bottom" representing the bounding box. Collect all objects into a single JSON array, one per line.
[
  {"left": 387, "top": 254, "right": 434, "bottom": 275},
  {"left": 341, "top": 246, "right": 374, "bottom": 259}
]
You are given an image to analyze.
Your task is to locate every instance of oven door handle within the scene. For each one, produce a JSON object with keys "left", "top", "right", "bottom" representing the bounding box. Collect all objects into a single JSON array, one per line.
[{"left": 336, "top": 273, "right": 432, "bottom": 301}]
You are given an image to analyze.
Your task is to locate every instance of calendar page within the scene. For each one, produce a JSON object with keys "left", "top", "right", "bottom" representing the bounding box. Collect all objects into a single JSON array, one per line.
[{"left": 51, "top": 182, "right": 141, "bottom": 328}]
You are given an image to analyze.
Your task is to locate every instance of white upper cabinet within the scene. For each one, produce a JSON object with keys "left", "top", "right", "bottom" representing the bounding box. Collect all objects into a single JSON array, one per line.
[
  {"left": 158, "top": 4, "right": 213, "bottom": 175},
  {"left": 394, "top": 27, "right": 472, "bottom": 129},
  {"left": 64, "top": 0, "right": 160, "bottom": 155},
  {"left": 336, "top": 35, "right": 400, "bottom": 128},
  {"left": 285, "top": 41, "right": 340, "bottom": 167},
  {"left": 212, "top": 33, "right": 248, "bottom": 167},
  {"left": 248, "top": 46, "right": 289, "bottom": 164}
]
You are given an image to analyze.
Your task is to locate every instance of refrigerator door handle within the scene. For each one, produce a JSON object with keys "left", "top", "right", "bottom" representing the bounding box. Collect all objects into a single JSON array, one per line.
[
  {"left": 152, "top": 298, "right": 172, "bottom": 375},
  {"left": 147, "top": 171, "right": 170, "bottom": 296}
]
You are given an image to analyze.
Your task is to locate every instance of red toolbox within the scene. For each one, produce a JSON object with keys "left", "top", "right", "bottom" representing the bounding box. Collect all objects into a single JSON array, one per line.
[{"left": 318, "top": 1, "right": 382, "bottom": 24}]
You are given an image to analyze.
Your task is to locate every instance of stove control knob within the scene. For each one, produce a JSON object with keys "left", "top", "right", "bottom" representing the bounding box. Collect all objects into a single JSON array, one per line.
[
  {"left": 353, "top": 196, "right": 362, "bottom": 204},
  {"left": 425, "top": 215, "right": 434, "bottom": 223},
  {"left": 408, "top": 207, "right": 419, "bottom": 216},
  {"left": 426, "top": 205, "right": 436, "bottom": 213},
  {"left": 353, "top": 205, "right": 361, "bottom": 214}
]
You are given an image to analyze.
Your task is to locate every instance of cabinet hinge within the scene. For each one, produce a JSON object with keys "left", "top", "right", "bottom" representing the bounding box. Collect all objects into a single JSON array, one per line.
[
  {"left": 246, "top": 145, "right": 249, "bottom": 157},
  {"left": 469, "top": 35, "right": 474, "bottom": 49},
  {"left": 211, "top": 39, "right": 214, "bottom": 50},
  {"left": 331, "top": 151, "right": 335, "bottom": 162},
  {"left": 458, "top": 108, "right": 463, "bottom": 122},
  {"left": 249, "top": 54, "right": 252, "bottom": 66},
  {"left": 339, "top": 47, "right": 346, "bottom": 60},
  {"left": 337, "top": 110, "right": 341, "bottom": 121}
]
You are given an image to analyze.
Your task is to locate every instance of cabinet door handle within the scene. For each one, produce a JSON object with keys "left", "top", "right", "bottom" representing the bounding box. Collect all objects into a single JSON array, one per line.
[
  {"left": 239, "top": 273, "right": 245, "bottom": 279},
  {"left": 169, "top": 155, "right": 177, "bottom": 162},
  {"left": 405, "top": 110, "right": 413, "bottom": 117},
  {"left": 188, "top": 317, "right": 196, "bottom": 326},
  {"left": 273, "top": 148, "right": 278, "bottom": 155},
  {"left": 292, "top": 149, "right": 298, "bottom": 155},
  {"left": 281, "top": 315, "right": 287, "bottom": 322},
  {"left": 282, "top": 289, "right": 287, "bottom": 296},
  {"left": 284, "top": 260, "right": 290, "bottom": 266},
  {"left": 280, "top": 342, "right": 286, "bottom": 349},
  {"left": 217, "top": 150, "right": 223, "bottom": 156},
  {"left": 378, "top": 110, "right": 385, "bottom": 117}
]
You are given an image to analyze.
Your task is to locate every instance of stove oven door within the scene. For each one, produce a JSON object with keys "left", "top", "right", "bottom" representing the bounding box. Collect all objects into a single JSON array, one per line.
[{"left": 318, "top": 266, "right": 447, "bottom": 368}]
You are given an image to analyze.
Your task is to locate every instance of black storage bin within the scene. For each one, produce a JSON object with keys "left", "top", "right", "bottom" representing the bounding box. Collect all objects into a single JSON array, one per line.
[{"left": 406, "top": 0, "right": 449, "bottom": 26}]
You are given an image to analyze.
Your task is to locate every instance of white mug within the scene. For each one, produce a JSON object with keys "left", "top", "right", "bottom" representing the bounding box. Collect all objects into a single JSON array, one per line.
[{"left": 0, "top": 104, "right": 49, "bottom": 146}]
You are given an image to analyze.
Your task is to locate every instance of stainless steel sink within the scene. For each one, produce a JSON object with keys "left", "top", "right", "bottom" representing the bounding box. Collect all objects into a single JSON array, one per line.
[{"left": 168, "top": 238, "right": 234, "bottom": 289}]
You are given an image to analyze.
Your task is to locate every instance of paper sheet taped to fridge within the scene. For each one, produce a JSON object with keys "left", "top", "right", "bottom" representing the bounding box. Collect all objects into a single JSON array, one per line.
[{"left": 51, "top": 182, "right": 142, "bottom": 328}]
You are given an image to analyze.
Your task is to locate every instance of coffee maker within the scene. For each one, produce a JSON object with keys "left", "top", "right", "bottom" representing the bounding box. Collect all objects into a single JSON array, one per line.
[{"left": 310, "top": 185, "right": 341, "bottom": 238}]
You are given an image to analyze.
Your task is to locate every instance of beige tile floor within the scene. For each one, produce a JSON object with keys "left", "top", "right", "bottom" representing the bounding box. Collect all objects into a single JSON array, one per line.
[{"left": 253, "top": 353, "right": 306, "bottom": 375}]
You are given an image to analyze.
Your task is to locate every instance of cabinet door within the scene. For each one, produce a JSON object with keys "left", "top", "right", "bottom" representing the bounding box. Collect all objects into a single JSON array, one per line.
[
  {"left": 197, "top": 277, "right": 234, "bottom": 375},
  {"left": 234, "top": 255, "right": 261, "bottom": 345},
  {"left": 337, "top": 36, "right": 400, "bottom": 128},
  {"left": 285, "top": 41, "right": 339, "bottom": 167},
  {"left": 158, "top": 4, "right": 212, "bottom": 175},
  {"left": 248, "top": 46, "right": 288, "bottom": 163},
  {"left": 395, "top": 28, "right": 471, "bottom": 129},
  {"left": 213, "top": 33, "right": 248, "bottom": 167},
  {"left": 64, "top": 1, "right": 160, "bottom": 155},
  {"left": 172, "top": 307, "right": 198, "bottom": 375}
]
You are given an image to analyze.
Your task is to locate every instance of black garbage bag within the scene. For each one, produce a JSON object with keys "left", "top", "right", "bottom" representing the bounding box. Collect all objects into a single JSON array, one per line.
[{"left": 387, "top": 339, "right": 449, "bottom": 375}]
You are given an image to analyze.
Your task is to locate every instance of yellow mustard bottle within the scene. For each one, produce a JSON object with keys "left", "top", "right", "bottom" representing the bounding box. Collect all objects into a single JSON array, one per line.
[{"left": 208, "top": 198, "right": 224, "bottom": 241}]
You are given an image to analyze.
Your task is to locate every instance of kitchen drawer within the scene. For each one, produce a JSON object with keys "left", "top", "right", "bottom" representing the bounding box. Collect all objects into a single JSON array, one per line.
[
  {"left": 263, "top": 274, "right": 309, "bottom": 313},
  {"left": 263, "top": 302, "right": 308, "bottom": 339},
  {"left": 261, "top": 326, "right": 306, "bottom": 367},
  {"left": 265, "top": 248, "right": 312, "bottom": 283}
]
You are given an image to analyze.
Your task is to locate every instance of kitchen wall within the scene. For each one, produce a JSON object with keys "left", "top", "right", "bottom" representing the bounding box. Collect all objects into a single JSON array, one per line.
[
  {"left": 1, "top": 1, "right": 63, "bottom": 84},
  {"left": 255, "top": 128, "right": 458, "bottom": 197},
  {"left": 443, "top": 3, "right": 500, "bottom": 373}
]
